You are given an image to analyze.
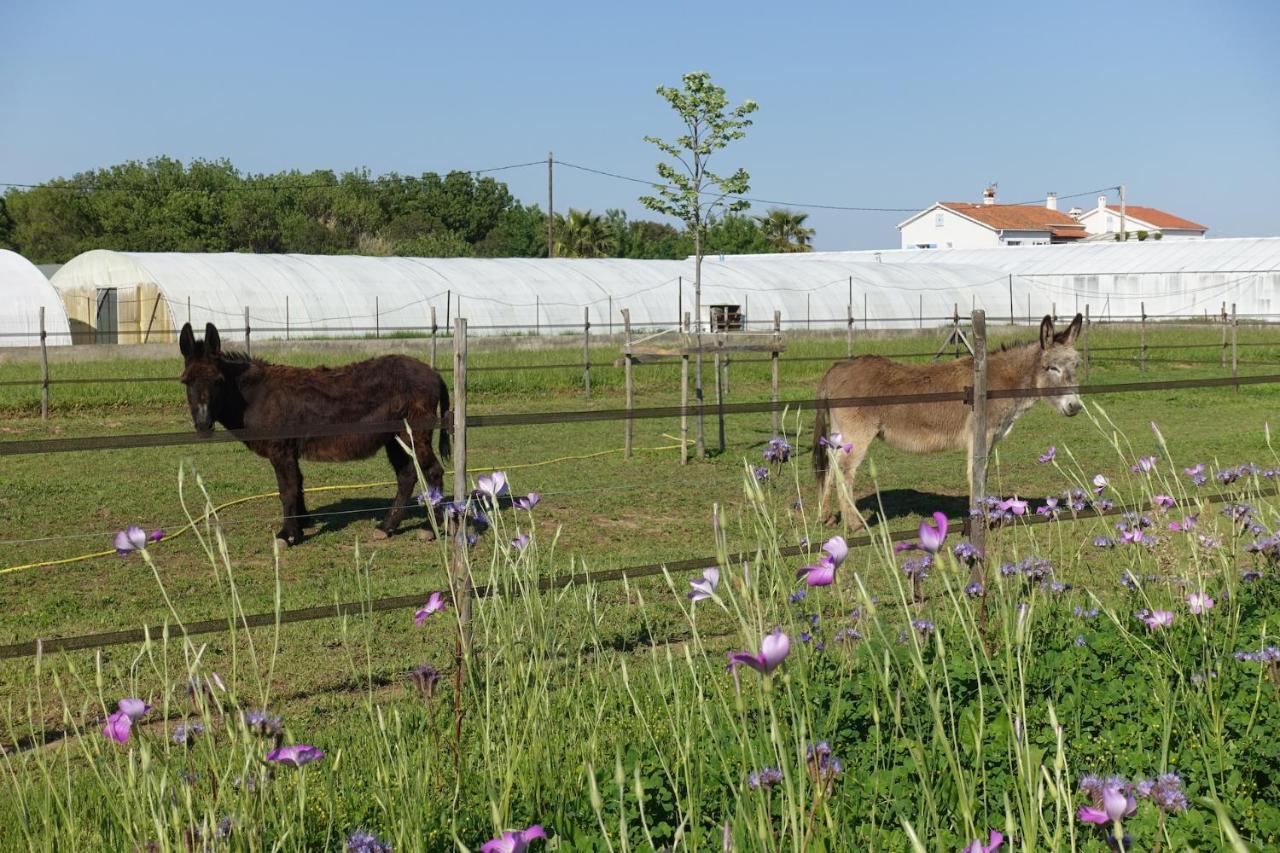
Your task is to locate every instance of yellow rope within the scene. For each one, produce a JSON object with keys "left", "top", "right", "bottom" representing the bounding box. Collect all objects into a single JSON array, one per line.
[{"left": 0, "top": 442, "right": 685, "bottom": 575}]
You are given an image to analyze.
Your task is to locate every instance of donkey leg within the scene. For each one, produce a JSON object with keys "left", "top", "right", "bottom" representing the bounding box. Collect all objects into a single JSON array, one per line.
[
  {"left": 375, "top": 440, "right": 417, "bottom": 538},
  {"left": 818, "top": 454, "right": 839, "bottom": 526},
  {"left": 271, "top": 455, "right": 305, "bottom": 546},
  {"left": 834, "top": 443, "right": 871, "bottom": 532},
  {"left": 412, "top": 437, "right": 446, "bottom": 541}
]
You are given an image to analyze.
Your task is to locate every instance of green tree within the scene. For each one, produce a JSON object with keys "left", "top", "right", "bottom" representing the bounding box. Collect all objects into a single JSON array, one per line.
[
  {"left": 639, "top": 70, "right": 757, "bottom": 456},
  {"left": 755, "top": 207, "right": 814, "bottom": 252},
  {"left": 702, "top": 213, "right": 773, "bottom": 256},
  {"left": 555, "top": 209, "right": 616, "bottom": 258}
]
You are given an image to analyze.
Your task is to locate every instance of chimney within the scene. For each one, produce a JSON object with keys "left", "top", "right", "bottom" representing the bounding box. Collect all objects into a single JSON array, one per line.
[
  {"left": 1068, "top": 206, "right": 1083, "bottom": 220},
  {"left": 1045, "top": 192, "right": 1058, "bottom": 211},
  {"left": 1097, "top": 195, "right": 1108, "bottom": 211},
  {"left": 982, "top": 185, "right": 996, "bottom": 205}
]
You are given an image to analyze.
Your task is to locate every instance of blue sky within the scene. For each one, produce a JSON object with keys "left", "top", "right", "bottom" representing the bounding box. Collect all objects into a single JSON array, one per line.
[{"left": 2, "top": 0, "right": 1277, "bottom": 249}]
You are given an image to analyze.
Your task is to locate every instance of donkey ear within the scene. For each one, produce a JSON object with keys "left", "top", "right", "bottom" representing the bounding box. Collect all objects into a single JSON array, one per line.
[
  {"left": 1039, "top": 315, "right": 1055, "bottom": 349},
  {"left": 179, "top": 323, "right": 196, "bottom": 360},
  {"left": 1054, "top": 313, "right": 1083, "bottom": 346},
  {"left": 204, "top": 323, "right": 222, "bottom": 358}
]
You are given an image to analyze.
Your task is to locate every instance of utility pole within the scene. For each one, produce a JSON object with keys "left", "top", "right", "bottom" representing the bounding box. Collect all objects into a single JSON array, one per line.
[
  {"left": 547, "top": 152, "right": 554, "bottom": 258},
  {"left": 1118, "top": 183, "right": 1127, "bottom": 242}
]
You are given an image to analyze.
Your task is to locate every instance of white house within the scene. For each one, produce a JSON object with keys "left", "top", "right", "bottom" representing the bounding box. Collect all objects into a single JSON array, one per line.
[
  {"left": 898, "top": 187, "right": 1088, "bottom": 250},
  {"left": 1075, "top": 195, "right": 1207, "bottom": 240}
]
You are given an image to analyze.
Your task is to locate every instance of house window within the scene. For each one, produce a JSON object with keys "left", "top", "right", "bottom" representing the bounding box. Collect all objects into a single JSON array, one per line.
[
  {"left": 934, "top": 212, "right": 944, "bottom": 228},
  {"left": 1107, "top": 216, "right": 1115, "bottom": 230},
  {"left": 1006, "top": 240, "right": 1022, "bottom": 246}
]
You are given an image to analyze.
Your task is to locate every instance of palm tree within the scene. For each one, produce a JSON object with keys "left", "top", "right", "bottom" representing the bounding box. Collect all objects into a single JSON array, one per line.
[
  {"left": 554, "top": 209, "right": 617, "bottom": 258},
  {"left": 755, "top": 208, "right": 815, "bottom": 252}
]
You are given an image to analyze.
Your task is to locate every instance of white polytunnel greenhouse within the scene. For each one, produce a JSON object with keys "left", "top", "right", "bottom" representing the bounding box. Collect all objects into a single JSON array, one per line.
[
  {"left": 48, "top": 249, "right": 1034, "bottom": 343},
  {"left": 0, "top": 249, "right": 73, "bottom": 347},
  {"left": 772, "top": 237, "right": 1280, "bottom": 321}
]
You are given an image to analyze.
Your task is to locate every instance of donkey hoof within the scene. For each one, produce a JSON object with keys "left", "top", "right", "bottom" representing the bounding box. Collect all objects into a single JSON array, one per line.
[
  {"left": 274, "top": 531, "right": 299, "bottom": 548},
  {"left": 822, "top": 514, "right": 841, "bottom": 528},
  {"left": 416, "top": 528, "right": 437, "bottom": 542},
  {"left": 371, "top": 528, "right": 390, "bottom": 541}
]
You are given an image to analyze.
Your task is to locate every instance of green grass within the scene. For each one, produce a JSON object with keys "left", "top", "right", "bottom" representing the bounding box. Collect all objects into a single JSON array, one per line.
[{"left": 0, "top": 323, "right": 1278, "bottom": 849}]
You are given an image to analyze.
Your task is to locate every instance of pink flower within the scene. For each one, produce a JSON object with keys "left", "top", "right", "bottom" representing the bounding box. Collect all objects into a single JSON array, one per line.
[
  {"left": 476, "top": 471, "right": 509, "bottom": 499},
  {"left": 265, "top": 744, "right": 325, "bottom": 767},
  {"left": 961, "top": 830, "right": 1004, "bottom": 853},
  {"left": 819, "top": 433, "right": 854, "bottom": 454},
  {"left": 728, "top": 629, "right": 790, "bottom": 675},
  {"left": 1037, "top": 446, "right": 1056, "bottom": 464},
  {"left": 102, "top": 710, "right": 132, "bottom": 744},
  {"left": 414, "top": 592, "right": 446, "bottom": 625},
  {"left": 918, "top": 512, "right": 948, "bottom": 553},
  {"left": 117, "top": 698, "right": 150, "bottom": 721},
  {"left": 688, "top": 568, "right": 720, "bottom": 602},
  {"left": 1186, "top": 591, "right": 1215, "bottom": 615},
  {"left": 997, "top": 497, "right": 1028, "bottom": 516},
  {"left": 1153, "top": 495, "right": 1175, "bottom": 510},
  {"left": 796, "top": 536, "right": 847, "bottom": 587},
  {"left": 1143, "top": 610, "right": 1174, "bottom": 630},
  {"left": 114, "top": 525, "right": 163, "bottom": 556},
  {"left": 1092, "top": 474, "right": 1108, "bottom": 495},
  {"left": 481, "top": 825, "right": 546, "bottom": 853}
]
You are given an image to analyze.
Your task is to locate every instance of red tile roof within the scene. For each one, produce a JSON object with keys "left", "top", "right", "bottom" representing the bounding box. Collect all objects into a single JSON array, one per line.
[
  {"left": 1106, "top": 205, "right": 1207, "bottom": 232},
  {"left": 940, "top": 202, "right": 1084, "bottom": 233}
]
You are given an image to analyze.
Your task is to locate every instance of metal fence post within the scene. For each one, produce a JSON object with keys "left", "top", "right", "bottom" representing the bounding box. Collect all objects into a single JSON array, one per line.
[
  {"left": 39, "top": 307, "right": 49, "bottom": 421},
  {"left": 244, "top": 307, "right": 251, "bottom": 358},
  {"left": 968, "top": 309, "right": 989, "bottom": 633},
  {"left": 1083, "top": 304, "right": 1091, "bottom": 381},
  {"left": 622, "top": 309, "right": 633, "bottom": 458},
  {"left": 1232, "top": 302, "right": 1238, "bottom": 393},
  {"left": 1140, "top": 301, "right": 1147, "bottom": 372},
  {"left": 846, "top": 303, "right": 853, "bottom": 358},
  {"left": 771, "top": 310, "right": 781, "bottom": 436},
  {"left": 583, "top": 307, "right": 591, "bottom": 397},
  {"left": 430, "top": 306, "right": 438, "bottom": 369},
  {"left": 681, "top": 312, "right": 690, "bottom": 465}
]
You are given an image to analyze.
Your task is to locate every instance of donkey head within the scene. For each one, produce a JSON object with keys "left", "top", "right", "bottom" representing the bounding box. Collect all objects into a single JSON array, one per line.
[
  {"left": 1034, "top": 314, "right": 1084, "bottom": 417},
  {"left": 179, "top": 322, "right": 233, "bottom": 433}
]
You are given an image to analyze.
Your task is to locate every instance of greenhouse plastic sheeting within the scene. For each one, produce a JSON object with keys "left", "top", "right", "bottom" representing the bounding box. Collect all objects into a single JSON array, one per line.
[{"left": 0, "top": 250, "right": 73, "bottom": 347}]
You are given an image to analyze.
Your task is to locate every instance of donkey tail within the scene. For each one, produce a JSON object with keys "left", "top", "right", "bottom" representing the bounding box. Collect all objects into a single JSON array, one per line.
[
  {"left": 437, "top": 373, "right": 452, "bottom": 461},
  {"left": 813, "top": 397, "right": 830, "bottom": 486}
]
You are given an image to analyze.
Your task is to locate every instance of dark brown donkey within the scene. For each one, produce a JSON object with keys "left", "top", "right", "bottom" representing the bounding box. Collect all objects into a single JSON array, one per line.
[{"left": 179, "top": 322, "right": 450, "bottom": 545}]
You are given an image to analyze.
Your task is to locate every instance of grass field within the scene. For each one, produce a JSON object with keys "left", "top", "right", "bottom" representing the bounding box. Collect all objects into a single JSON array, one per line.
[{"left": 1, "top": 322, "right": 1278, "bottom": 850}]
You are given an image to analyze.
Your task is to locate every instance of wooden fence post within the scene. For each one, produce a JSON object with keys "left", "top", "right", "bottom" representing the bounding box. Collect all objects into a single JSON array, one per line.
[
  {"left": 244, "top": 307, "right": 251, "bottom": 358},
  {"left": 771, "top": 310, "right": 781, "bottom": 436},
  {"left": 583, "top": 307, "right": 591, "bottom": 397},
  {"left": 1083, "top": 304, "right": 1091, "bottom": 381},
  {"left": 430, "top": 306, "right": 438, "bottom": 369},
  {"left": 451, "top": 317, "right": 472, "bottom": 659},
  {"left": 622, "top": 309, "right": 633, "bottom": 458},
  {"left": 714, "top": 335, "right": 726, "bottom": 455},
  {"left": 1140, "top": 302, "right": 1147, "bottom": 372},
  {"left": 681, "top": 312, "right": 690, "bottom": 465},
  {"left": 968, "top": 309, "right": 989, "bottom": 633},
  {"left": 1232, "top": 302, "right": 1238, "bottom": 393},
  {"left": 39, "top": 307, "right": 49, "bottom": 421},
  {"left": 846, "top": 303, "right": 853, "bottom": 358}
]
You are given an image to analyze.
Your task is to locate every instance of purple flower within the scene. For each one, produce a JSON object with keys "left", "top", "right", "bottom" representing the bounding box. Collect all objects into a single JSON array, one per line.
[
  {"left": 788, "top": 589, "right": 807, "bottom": 603},
  {"left": 953, "top": 541, "right": 979, "bottom": 564},
  {"left": 1092, "top": 474, "right": 1109, "bottom": 495},
  {"left": 688, "top": 568, "right": 720, "bottom": 602},
  {"left": 747, "top": 766, "right": 784, "bottom": 790},
  {"left": 414, "top": 592, "right": 446, "bottom": 624},
  {"left": 511, "top": 534, "right": 530, "bottom": 551},
  {"left": 964, "top": 581, "right": 985, "bottom": 598},
  {"left": 1169, "top": 514, "right": 1197, "bottom": 532},
  {"left": 408, "top": 664, "right": 442, "bottom": 701},
  {"left": 1036, "top": 496, "right": 1060, "bottom": 518},
  {"left": 728, "top": 629, "right": 790, "bottom": 675},
  {"left": 1153, "top": 495, "right": 1175, "bottom": 510},
  {"left": 117, "top": 698, "right": 151, "bottom": 721},
  {"left": 961, "top": 830, "right": 1004, "bottom": 853},
  {"left": 346, "top": 830, "right": 393, "bottom": 853},
  {"left": 1186, "top": 591, "right": 1214, "bottom": 615},
  {"left": 513, "top": 492, "right": 541, "bottom": 511},
  {"left": 763, "top": 437, "right": 793, "bottom": 464},
  {"left": 265, "top": 744, "right": 325, "bottom": 767},
  {"left": 1074, "top": 635, "right": 1087, "bottom": 647},
  {"left": 476, "top": 472, "right": 509, "bottom": 499},
  {"left": 805, "top": 741, "right": 844, "bottom": 782},
  {"left": 481, "top": 825, "right": 547, "bottom": 853},
  {"left": 910, "top": 619, "right": 935, "bottom": 637},
  {"left": 752, "top": 465, "right": 769, "bottom": 483},
  {"left": 1094, "top": 535, "right": 1116, "bottom": 549},
  {"left": 242, "top": 710, "right": 284, "bottom": 737},
  {"left": 114, "top": 525, "right": 163, "bottom": 556},
  {"left": 900, "top": 554, "right": 933, "bottom": 581},
  {"left": 918, "top": 512, "right": 948, "bottom": 553},
  {"left": 1143, "top": 610, "right": 1174, "bottom": 630},
  {"left": 414, "top": 485, "right": 444, "bottom": 507},
  {"left": 1131, "top": 455, "right": 1157, "bottom": 473},
  {"left": 1037, "top": 446, "right": 1056, "bottom": 464},
  {"left": 102, "top": 711, "right": 132, "bottom": 744},
  {"left": 997, "top": 497, "right": 1028, "bottom": 516},
  {"left": 172, "top": 722, "right": 204, "bottom": 746},
  {"left": 797, "top": 536, "right": 848, "bottom": 587},
  {"left": 1078, "top": 787, "right": 1137, "bottom": 826},
  {"left": 819, "top": 432, "right": 854, "bottom": 454},
  {"left": 1139, "top": 773, "right": 1188, "bottom": 813}
]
